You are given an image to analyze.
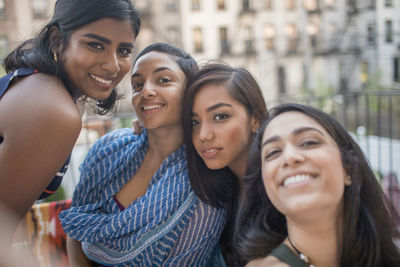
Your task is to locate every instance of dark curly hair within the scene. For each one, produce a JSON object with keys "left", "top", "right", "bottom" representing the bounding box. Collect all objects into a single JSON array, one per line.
[{"left": 4, "top": 0, "right": 141, "bottom": 114}]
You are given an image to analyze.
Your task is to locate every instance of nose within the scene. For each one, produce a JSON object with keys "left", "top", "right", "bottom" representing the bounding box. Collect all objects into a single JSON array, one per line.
[
  {"left": 141, "top": 81, "right": 157, "bottom": 98},
  {"left": 282, "top": 145, "right": 304, "bottom": 168},
  {"left": 101, "top": 52, "right": 120, "bottom": 73},
  {"left": 198, "top": 123, "right": 214, "bottom": 142}
]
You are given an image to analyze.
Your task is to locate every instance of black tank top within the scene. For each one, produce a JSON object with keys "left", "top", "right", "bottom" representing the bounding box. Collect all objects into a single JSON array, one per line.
[{"left": 0, "top": 68, "right": 70, "bottom": 199}]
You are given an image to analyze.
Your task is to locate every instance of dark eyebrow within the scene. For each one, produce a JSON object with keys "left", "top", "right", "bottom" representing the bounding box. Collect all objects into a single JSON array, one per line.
[
  {"left": 131, "top": 67, "right": 174, "bottom": 78},
  {"left": 262, "top": 127, "right": 325, "bottom": 148},
  {"left": 83, "top": 33, "right": 111, "bottom": 44},
  {"left": 191, "top": 103, "right": 233, "bottom": 117},
  {"left": 83, "top": 33, "right": 134, "bottom": 48},
  {"left": 293, "top": 126, "right": 325, "bottom": 136}
]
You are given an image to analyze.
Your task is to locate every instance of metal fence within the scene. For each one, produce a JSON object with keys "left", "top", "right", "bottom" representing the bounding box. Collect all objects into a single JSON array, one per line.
[
  {"left": 63, "top": 89, "right": 400, "bottom": 199},
  {"left": 269, "top": 89, "right": 400, "bottom": 181}
]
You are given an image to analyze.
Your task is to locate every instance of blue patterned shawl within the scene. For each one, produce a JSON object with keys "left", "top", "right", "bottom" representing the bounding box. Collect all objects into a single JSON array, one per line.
[{"left": 60, "top": 129, "right": 225, "bottom": 266}]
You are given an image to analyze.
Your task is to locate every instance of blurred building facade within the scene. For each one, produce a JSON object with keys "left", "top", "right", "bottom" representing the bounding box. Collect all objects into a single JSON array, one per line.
[
  {"left": 180, "top": 0, "right": 400, "bottom": 101},
  {"left": 0, "top": 0, "right": 399, "bottom": 103}
]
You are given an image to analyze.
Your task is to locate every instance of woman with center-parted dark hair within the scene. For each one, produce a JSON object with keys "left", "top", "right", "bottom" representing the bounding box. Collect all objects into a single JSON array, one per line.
[
  {"left": 60, "top": 43, "right": 226, "bottom": 266},
  {"left": 235, "top": 103, "right": 400, "bottom": 267}
]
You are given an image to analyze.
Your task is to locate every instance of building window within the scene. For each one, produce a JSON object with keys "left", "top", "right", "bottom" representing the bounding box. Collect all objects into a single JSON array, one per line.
[
  {"left": 394, "top": 57, "right": 400, "bottom": 82},
  {"left": 264, "top": 0, "right": 272, "bottom": 10},
  {"left": 385, "top": 0, "right": 393, "bottom": 7},
  {"left": 166, "top": 0, "right": 177, "bottom": 12},
  {"left": 219, "top": 27, "right": 230, "bottom": 54},
  {"left": 242, "top": 0, "right": 251, "bottom": 12},
  {"left": 193, "top": 27, "right": 203, "bottom": 53},
  {"left": 0, "top": 36, "right": 8, "bottom": 63},
  {"left": 286, "top": 0, "right": 295, "bottom": 10},
  {"left": 263, "top": 24, "right": 275, "bottom": 50},
  {"left": 304, "top": 0, "right": 318, "bottom": 11},
  {"left": 307, "top": 22, "right": 318, "bottom": 48},
  {"left": 285, "top": 23, "right": 298, "bottom": 52},
  {"left": 367, "top": 23, "right": 375, "bottom": 45},
  {"left": 217, "top": 0, "right": 226, "bottom": 10},
  {"left": 191, "top": 0, "right": 201, "bottom": 11},
  {"left": 360, "top": 61, "right": 369, "bottom": 84},
  {"left": 244, "top": 26, "right": 255, "bottom": 55},
  {"left": 166, "top": 26, "right": 179, "bottom": 44},
  {"left": 32, "top": 0, "right": 48, "bottom": 19},
  {"left": 0, "top": 0, "right": 5, "bottom": 18},
  {"left": 277, "top": 66, "right": 286, "bottom": 95},
  {"left": 385, "top": 20, "right": 393, "bottom": 43},
  {"left": 325, "top": 0, "right": 335, "bottom": 9}
]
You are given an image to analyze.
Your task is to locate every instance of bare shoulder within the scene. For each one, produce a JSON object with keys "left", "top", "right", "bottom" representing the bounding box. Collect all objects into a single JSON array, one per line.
[
  {"left": 246, "top": 256, "right": 290, "bottom": 267},
  {"left": 0, "top": 73, "right": 81, "bottom": 134}
]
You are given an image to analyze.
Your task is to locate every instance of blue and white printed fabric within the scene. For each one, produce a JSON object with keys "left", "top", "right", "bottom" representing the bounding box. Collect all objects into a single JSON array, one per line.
[{"left": 59, "top": 128, "right": 225, "bottom": 266}]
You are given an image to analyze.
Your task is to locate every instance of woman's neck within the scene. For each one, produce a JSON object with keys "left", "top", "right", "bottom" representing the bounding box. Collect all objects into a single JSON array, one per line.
[
  {"left": 146, "top": 125, "right": 183, "bottom": 160},
  {"left": 286, "top": 216, "right": 341, "bottom": 267}
]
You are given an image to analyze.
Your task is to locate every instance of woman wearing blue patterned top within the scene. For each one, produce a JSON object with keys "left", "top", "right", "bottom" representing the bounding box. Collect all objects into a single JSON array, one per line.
[
  {"left": 0, "top": 0, "right": 140, "bottom": 244},
  {"left": 60, "top": 43, "right": 226, "bottom": 266}
]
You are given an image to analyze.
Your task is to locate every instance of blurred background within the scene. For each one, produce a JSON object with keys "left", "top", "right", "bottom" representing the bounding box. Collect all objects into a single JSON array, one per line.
[{"left": 0, "top": 0, "right": 399, "bottom": 201}]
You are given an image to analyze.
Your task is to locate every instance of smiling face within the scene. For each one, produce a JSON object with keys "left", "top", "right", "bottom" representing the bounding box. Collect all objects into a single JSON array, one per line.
[
  {"left": 261, "top": 111, "right": 350, "bottom": 219},
  {"left": 131, "top": 51, "right": 186, "bottom": 131},
  {"left": 191, "top": 84, "right": 257, "bottom": 177},
  {"left": 62, "top": 18, "right": 135, "bottom": 100}
]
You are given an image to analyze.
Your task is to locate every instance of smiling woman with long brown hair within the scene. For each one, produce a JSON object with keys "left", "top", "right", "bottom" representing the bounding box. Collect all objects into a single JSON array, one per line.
[{"left": 235, "top": 103, "right": 400, "bottom": 267}]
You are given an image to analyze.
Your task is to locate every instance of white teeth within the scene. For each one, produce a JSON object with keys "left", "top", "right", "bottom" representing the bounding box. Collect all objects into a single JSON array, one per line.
[
  {"left": 90, "top": 74, "right": 112, "bottom": 85},
  {"left": 283, "top": 174, "right": 311, "bottom": 186},
  {"left": 205, "top": 148, "right": 217, "bottom": 153},
  {"left": 142, "top": 105, "right": 162, "bottom": 111}
]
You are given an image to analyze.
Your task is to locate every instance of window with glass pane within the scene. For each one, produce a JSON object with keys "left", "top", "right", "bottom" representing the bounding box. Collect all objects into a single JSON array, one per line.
[
  {"left": 0, "top": 36, "right": 8, "bottom": 63},
  {"left": 385, "top": 20, "right": 393, "bottom": 43},
  {"left": 242, "top": 0, "right": 250, "bottom": 11},
  {"left": 193, "top": 27, "right": 203, "bottom": 53},
  {"left": 264, "top": 0, "right": 272, "bottom": 10},
  {"left": 264, "top": 24, "right": 275, "bottom": 50},
  {"left": 325, "top": 0, "right": 335, "bottom": 9},
  {"left": 304, "top": 0, "right": 316, "bottom": 11},
  {"left": 286, "top": 0, "right": 295, "bottom": 10},
  {"left": 32, "top": 0, "right": 47, "bottom": 19},
  {"left": 217, "top": 0, "right": 225, "bottom": 10},
  {"left": 219, "top": 27, "right": 229, "bottom": 54},
  {"left": 394, "top": 57, "right": 400, "bottom": 82},
  {"left": 166, "top": 0, "right": 177, "bottom": 12},
  {"left": 367, "top": 23, "right": 375, "bottom": 45},
  {"left": 244, "top": 26, "right": 254, "bottom": 55},
  {"left": 0, "top": 0, "right": 5, "bottom": 18},
  {"left": 285, "top": 23, "right": 298, "bottom": 52},
  {"left": 192, "top": 0, "right": 201, "bottom": 11}
]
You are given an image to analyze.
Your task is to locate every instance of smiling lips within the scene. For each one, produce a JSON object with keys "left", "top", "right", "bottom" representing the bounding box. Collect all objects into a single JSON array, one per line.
[
  {"left": 90, "top": 73, "right": 113, "bottom": 86},
  {"left": 201, "top": 147, "right": 221, "bottom": 159},
  {"left": 141, "top": 104, "right": 163, "bottom": 115},
  {"left": 282, "top": 174, "right": 314, "bottom": 187}
]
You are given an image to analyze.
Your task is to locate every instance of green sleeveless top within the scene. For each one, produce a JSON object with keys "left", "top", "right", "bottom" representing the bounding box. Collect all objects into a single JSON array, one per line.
[{"left": 268, "top": 243, "right": 309, "bottom": 267}]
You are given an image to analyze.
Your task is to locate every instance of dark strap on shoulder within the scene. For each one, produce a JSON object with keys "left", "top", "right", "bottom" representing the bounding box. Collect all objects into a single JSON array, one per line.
[
  {"left": 0, "top": 68, "right": 38, "bottom": 99},
  {"left": 37, "top": 156, "right": 71, "bottom": 200},
  {"left": 268, "top": 243, "right": 309, "bottom": 267}
]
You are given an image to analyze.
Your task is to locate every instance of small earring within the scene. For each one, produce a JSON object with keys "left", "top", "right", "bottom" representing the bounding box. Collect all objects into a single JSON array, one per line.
[{"left": 53, "top": 52, "right": 58, "bottom": 62}]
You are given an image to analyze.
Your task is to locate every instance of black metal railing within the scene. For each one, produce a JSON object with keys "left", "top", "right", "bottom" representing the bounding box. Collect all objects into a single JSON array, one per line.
[
  {"left": 65, "top": 90, "right": 400, "bottom": 200},
  {"left": 269, "top": 89, "right": 400, "bottom": 182}
]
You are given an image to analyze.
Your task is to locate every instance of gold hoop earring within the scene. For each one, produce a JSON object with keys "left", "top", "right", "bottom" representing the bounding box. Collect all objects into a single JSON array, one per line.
[{"left": 53, "top": 52, "right": 58, "bottom": 62}]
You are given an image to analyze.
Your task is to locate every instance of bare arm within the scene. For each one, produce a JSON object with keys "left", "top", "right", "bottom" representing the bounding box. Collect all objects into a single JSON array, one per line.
[
  {"left": 66, "top": 237, "right": 93, "bottom": 267},
  {"left": 0, "top": 74, "right": 81, "bottom": 237}
]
